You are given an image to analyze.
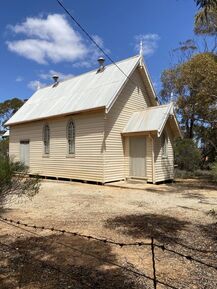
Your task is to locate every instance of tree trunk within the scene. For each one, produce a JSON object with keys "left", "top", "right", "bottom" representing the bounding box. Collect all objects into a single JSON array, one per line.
[{"left": 189, "top": 117, "right": 194, "bottom": 138}]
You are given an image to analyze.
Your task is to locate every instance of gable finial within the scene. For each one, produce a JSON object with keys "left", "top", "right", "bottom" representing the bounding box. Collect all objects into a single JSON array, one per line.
[
  {"left": 139, "top": 40, "right": 143, "bottom": 57},
  {"left": 170, "top": 92, "right": 174, "bottom": 104},
  {"left": 36, "top": 81, "right": 40, "bottom": 90},
  {"left": 139, "top": 40, "right": 144, "bottom": 66}
]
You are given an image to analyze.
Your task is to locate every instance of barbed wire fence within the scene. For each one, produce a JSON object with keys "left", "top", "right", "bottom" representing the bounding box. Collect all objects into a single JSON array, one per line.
[{"left": 0, "top": 216, "right": 216, "bottom": 289}]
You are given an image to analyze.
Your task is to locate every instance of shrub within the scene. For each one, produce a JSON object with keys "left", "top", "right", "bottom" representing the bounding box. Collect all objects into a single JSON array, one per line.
[
  {"left": 174, "top": 168, "right": 213, "bottom": 179},
  {"left": 174, "top": 138, "right": 201, "bottom": 171},
  {"left": 174, "top": 169, "right": 194, "bottom": 179},
  {"left": 0, "top": 139, "right": 9, "bottom": 157},
  {"left": 0, "top": 155, "right": 40, "bottom": 208}
]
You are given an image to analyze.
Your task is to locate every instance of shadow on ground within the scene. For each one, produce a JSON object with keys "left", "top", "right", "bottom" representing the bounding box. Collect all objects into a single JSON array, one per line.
[
  {"left": 0, "top": 207, "right": 13, "bottom": 215},
  {"left": 142, "top": 179, "right": 217, "bottom": 196},
  {"left": 105, "top": 213, "right": 189, "bottom": 244},
  {"left": 198, "top": 222, "right": 217, "bottom": 242},
  {"left": 0, "top": 234, "right": 145, "bottom": 289}
]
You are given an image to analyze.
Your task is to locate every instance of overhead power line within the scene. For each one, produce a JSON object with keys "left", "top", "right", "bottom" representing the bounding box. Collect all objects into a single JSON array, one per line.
[{"left": 56, "top": 0, "right": 136, "bottom": 85}]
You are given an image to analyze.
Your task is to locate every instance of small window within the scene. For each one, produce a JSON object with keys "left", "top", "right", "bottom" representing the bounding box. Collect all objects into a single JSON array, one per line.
[
  {"left": 161, "top": 132, "right": 168, "bottom": 158},
  {"left": 67, "top": 121, "right": 75, "bottom": 154},
  {"left": 43, "top": 125, "right": 50, "bottom": 154}
]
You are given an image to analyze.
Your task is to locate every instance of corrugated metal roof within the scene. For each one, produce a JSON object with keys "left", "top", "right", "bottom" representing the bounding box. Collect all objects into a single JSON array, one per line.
[
  {"left": 6, "top": 55, "right": 140, "bottom": 126},
  {"left": 122, "top": 104, "right": 176, "bottom": 136}
]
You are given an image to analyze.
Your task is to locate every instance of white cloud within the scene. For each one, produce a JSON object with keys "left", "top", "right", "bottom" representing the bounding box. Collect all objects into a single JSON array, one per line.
[
  {"left": 7, "top": 14, "right": 88, "bottom": 64},
  {"left": 92, "top": 34, "right": 104, "bottom": 48},
  {"left": 7, "top": 14, "right": 109, "bottom": 68},
  {"left": 134, "top": 34, "right": 160, "bottom": 56},
  {"left": 72, "top": 35, "right": 109, "bottom": 68},
  {"left": 15, "top": 76, "right": 23, "bottom": 82},
  {"left": 39, "top": 70, "right": 74, "bottom": 81},
  {"left": 27, "top": 80, "right": 46, "bottom": 91},
  {"left": 28, "top": 70, "right": 74, "bottom": 92}
]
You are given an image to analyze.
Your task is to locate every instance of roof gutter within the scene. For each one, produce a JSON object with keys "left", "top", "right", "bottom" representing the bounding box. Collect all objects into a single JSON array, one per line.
[
  {"left": 5, "top": 106, "right": 106, "bottom": 127},
  {"left": 121, "top": 130, "right": 158, "bottom": 136}
]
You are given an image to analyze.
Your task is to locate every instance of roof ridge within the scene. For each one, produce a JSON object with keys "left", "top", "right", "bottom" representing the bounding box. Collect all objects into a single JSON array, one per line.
[
  {"left": 6, "top": 54, "right": 141, "bottom": 126},
  {"left": 37, "top": 54, "right": 141, "bottom": 91}
]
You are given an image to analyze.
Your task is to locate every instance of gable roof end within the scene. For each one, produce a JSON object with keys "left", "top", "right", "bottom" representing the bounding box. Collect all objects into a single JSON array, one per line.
[{"left": 122, "top": 103, "right": 182, "bottom": 138}]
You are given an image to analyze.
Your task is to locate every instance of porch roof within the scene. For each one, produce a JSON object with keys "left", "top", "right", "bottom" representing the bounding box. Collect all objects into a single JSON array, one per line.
[{"left": 122, "top": 103, "right": 182, "bottom": 137}]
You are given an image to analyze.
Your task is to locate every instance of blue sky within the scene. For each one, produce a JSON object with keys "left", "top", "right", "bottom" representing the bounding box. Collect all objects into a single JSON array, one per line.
[{"left": 0, "top": 0, "right": 197, "bottom": 102}]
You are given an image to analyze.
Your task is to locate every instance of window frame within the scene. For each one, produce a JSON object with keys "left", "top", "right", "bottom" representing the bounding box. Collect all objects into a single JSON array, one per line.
[
  {"left": 43, "top": 124, "right": 50, "bottom": 156},
  {"left": 66, "top": 120, "right": 75, "bottom": 156},
  {"left": 161, "top": 132, "right": 168, "bottom": 158}
]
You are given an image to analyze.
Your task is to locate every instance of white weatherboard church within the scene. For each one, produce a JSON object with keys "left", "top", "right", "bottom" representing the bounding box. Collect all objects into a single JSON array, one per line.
[{"left": 6, "top": 52, "right": 181, "bottom": 184}]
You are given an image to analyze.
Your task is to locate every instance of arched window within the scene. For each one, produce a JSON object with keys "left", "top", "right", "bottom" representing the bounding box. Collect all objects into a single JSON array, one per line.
[
  {"left": 161, "top": 132, "right": 168, "bottom": 158},
  {"left": 43, "top": 125, "right": 50, "bottom": 154},
  {"left": 67, "top": 121, "right": 75, "bottom": 154}
]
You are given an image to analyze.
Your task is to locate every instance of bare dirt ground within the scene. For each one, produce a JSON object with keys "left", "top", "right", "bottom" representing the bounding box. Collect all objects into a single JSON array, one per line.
[{"left": 0, "top": 178, "right": 217, "bottom": 289}]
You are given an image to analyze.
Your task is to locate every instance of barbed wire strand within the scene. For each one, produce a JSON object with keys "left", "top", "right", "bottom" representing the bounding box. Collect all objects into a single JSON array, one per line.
[
  {"left": 1, "top": 216, "right": 217, "bottom": 271},
  {"left": 1, "top": 215, "right": 217, "bottom": 255},
  {"left": 0, "top": 216, "right": 151, "bottom": 247},
  {"left": 163, "top": 236, "right": 217, "bottom": 254},
  {"left": 155, "top": 243, "right": 217, "bottom": 271},
  {"left": 0, "top": 218, "right": 179, "bottom": 289}
]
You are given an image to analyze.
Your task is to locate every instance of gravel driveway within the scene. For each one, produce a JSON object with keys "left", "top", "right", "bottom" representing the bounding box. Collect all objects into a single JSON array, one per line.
[{"left": 1, "top": 179, "right": 217, "bottom": 288}]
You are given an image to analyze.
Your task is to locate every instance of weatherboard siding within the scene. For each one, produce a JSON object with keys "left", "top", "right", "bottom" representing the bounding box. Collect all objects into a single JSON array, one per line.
[
  {"left": 154, "top": 127, "right": 174, "bottom": 182},
  {"left": 146, "top": 136, "right": 153, "bottom": 182},
  {"left": 104, "top": 68, "right": 150, "bottom": 182},
  {"left": 9, "top": 111, "right": 105, "bottom": 182}
]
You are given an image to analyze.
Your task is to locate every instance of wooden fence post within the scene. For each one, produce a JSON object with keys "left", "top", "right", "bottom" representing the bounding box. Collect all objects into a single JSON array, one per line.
[{"left": 151, "top": 237, "right": 157, "bottom": 289}]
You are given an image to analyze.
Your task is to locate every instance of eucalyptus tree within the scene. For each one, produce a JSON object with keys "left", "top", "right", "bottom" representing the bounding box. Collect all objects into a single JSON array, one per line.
[{"left": 161, "top": 53, "right": 217, "bottom": 139}]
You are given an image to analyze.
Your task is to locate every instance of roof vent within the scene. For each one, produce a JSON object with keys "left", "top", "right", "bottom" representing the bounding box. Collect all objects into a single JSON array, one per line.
[
  {"left": 52, "top": 74, "right": 59, "bottom": 87},
  {"left": 97, "top": 57, "right": 105, "bottom": 73}
]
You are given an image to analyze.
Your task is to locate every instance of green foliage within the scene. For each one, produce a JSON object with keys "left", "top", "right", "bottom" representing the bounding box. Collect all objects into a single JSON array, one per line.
[
  {"left": 195, "top": 0, "right": 217, "bottom": 10},
  {"left": 169, "top": 1, "right": 217, "bottom": 173},
  {"left": 195, "top": 125, "right": 217, "bottom": 166},
  {"left": 174, "top": 138, "right": 201, "bottom": 171},
  {"left": 211, "top": 161, "right": 217, "bottom": 181},
  {"left": 161, "top": 53, "right": 217, "bottom": 139},
  {"left": 0, "top": 155, "right": 40, "bottom": 207},
  {"left": 195, "top": 7, "right": 217, "bottom": 35},
  {"left": 174, "top": 169, "right": 195, "bottom": 179},
  {"left": 175, "top": 168, "right": 213, "bottom": 179},
  {"left": 0, "top": 98, "right": 23, "bottom": 129},
  {"left": 0, "top": 139, "right": 9, "bottom": 157}
]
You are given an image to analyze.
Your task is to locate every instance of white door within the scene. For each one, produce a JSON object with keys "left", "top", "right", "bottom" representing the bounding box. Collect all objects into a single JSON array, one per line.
[
  {"left": 130, "top": 136, "right": 146, "bottom": 178},
  {"left": 20, "top": 141, "right": 30, "bottom": 166}
]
